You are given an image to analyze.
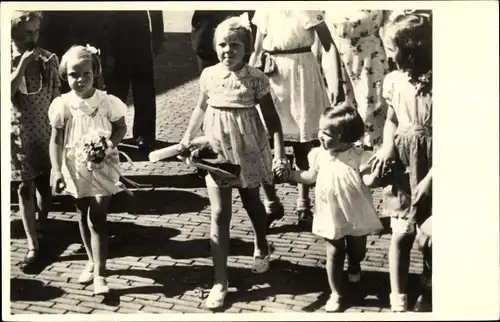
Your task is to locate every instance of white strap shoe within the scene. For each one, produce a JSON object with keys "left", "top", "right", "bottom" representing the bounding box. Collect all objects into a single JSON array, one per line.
[
  {"left": 77, "top": 262, "right": 94, "bottom": 284},
  {"left": 93, "top": 276, "right": 110, "bottom": 295},
  {"left": 205, "top": 282, "right": 228, "bottom": 309}
]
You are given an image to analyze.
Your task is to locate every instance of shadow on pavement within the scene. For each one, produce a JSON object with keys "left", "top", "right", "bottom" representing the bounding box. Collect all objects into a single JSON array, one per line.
[
  {"left": 121, "top": 174, "right": 206, "bottom": 190},
  {"left": 109, "top": 189, "right": 209, "bottom": 215},
  {"left": 11, "top": 188, "right": 209, "bottom": 216},
  {"left": 11, "top": 278, "right": 65, "bottom": 302},
  {"left": 98, "top": 258, "right": 423, "bottom": 312},
  {"left": 10, "top": 218, "right": 182, "bottom": 275}
]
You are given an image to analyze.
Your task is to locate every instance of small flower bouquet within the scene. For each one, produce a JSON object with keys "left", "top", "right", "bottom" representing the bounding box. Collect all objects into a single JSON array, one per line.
[{"left": 78, "top": 129, "right": 113, "bottom": 171}]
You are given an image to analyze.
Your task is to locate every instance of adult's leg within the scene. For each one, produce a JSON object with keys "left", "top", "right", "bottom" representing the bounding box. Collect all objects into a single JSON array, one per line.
[
  {"left": 131, "top": 54, "right": 157, "bottom": 145},
  {"left": 292, "top": 141, "right": 314, "bottom": 223}
]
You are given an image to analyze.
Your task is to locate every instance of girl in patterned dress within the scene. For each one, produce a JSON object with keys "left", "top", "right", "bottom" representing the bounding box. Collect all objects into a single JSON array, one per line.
[
  {"left": 278, "top": 102, "right": 383, "bottom": 312},
  {"left": 249, "top": 10, "right": 332, "bottom": 225},
  {"left": 322, "top": 10, "right": 391, "bottom": 149},
  {"left": 10, "top": 11, "right": 61, "bottom": 266},
  {"left": 49, "top": 45, "right": 128, "bottom": 295},
  {"left": 179, "top": 16, "right": 287, "bottom": 309},
  {"left": 368, "top": 14, "right": 432, "bottom": 312}
]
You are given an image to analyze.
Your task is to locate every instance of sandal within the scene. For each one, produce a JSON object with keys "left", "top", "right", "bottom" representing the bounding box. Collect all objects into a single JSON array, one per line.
[
  {"left": 252, "top": 243, "right": 272, "bottom": 274},
  {"left": 23, "top": 249, "right": 38, "bottom": 266},
  {"left": 78, "top": 262, "right": 94, "bottom": 284},
  {"left": 390, "top": 293, "right": 407, "bottom": 312},
  {"left": 297, "top": 208, "right": 313, "bottom": 225},
  {"left": 93, "top": 276, "right": 110, "bottom": 295},
  {"left": 205, "top": 282, "right": 228, "bottom": 309},
  {"left": 325, "top": 293, "right": 342, "bottom": 312}
]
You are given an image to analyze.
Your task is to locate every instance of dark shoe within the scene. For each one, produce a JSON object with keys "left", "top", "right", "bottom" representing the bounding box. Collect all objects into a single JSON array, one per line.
[
  {"left": 297, "top": 208, "right": 313, "bottom": 225},
  {"left": 136, "top": 136, "right": 153, "bottom": 153},
  {"left": 267, "top": 203, "right": 285, "bottom": 228}
]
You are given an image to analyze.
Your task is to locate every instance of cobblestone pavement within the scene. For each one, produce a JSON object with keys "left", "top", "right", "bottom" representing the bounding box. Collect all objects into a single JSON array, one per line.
[{"left": 8, "top": 30, "right": 427, "bottom": 315}]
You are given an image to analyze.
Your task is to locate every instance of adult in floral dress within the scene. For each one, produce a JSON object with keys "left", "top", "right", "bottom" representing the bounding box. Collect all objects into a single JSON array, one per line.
[{"left": 322, "top": 10, "right": 391, "bottom": 149}]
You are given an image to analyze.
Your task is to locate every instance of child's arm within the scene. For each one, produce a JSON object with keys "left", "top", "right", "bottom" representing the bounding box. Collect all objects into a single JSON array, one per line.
[
  {"left": 289, "top": 169, "right": 318, "bottom": 185},
  {"left": 368, "top": 106, "right": 398, "bottom": 174},
  {"left": 360, "top": 163, "right": 383, "bottom": 188},
  {"left": 180, "top": 90, "right": 209, "bottom": 146},
  {"left": 257, "top": 93, "right": 286, "bottom": 160},
  {"left": 49, "top": 126, "right": 66, "bottom": 192},
  {"left": 109, "top": 116, "right": 127, "bottom": 148},
  {"left": 11, "top": 48, "right": 41, "bottom": 98}
]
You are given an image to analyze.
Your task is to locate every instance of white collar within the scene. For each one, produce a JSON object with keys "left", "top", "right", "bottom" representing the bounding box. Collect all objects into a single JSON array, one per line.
[
  {"left": 65, "top": 89, "right": 107, "bottom": 116},
  {"left": 214, "top": 63, "right": 250, "bottom": 79}
]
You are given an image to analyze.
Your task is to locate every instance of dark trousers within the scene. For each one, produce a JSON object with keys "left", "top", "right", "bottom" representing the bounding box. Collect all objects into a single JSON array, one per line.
[{"left": 104, "top": 58, "right": 157, "bottom": 143}]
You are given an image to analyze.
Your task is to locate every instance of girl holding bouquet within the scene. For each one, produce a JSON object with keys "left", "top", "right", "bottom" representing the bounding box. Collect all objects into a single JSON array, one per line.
[{"left": 48, "top": 45, "right": 127, "bottom": 295}]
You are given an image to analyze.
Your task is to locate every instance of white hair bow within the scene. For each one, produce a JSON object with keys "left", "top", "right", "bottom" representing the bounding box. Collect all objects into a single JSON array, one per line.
[
  {"left": 86, "top": 44, "right": 101, "bottom": 55},
  {"left": 239, "top": 12, "right": 251, "bottom": 30}
]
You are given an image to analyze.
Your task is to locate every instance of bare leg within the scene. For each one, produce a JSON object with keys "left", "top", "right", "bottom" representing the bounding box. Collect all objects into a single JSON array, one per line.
[
  {"left": 76, "top": 198, "right": 93, "bottom": 263},
  {"left": 325, "top": 237, "right": 346, "bottom": 296},
  {"left": 206, "top": 186, "right": 233, "bottom": 285},
  {"left": 18, "top": 180, "right": 38, "bottom": 252},
  {"left": 389, "top": 230, "right": 416, "bottom": 311},
  {"left": 346, "top": 235, "right": 367, "bottom": 280},
  {"left": 34, "top": 173, "right": 51, "bottom": 231},
  {"left": 88, "top": 196, "right": 111, "bottom": 277},
  {"left": 293, "top": 142, "right": 314, "bottom": 222},
  {"left": 238, "top": 187, "right": 269, "bottom": 258}
]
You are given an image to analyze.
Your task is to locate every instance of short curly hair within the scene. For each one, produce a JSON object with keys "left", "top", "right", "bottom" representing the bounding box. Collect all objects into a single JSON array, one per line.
[
  {"left": 320, "top": 102, "right": 366, "bottom": 144},
  {"left": 384, "top": 14, "right": 432, "bottom": 81}
]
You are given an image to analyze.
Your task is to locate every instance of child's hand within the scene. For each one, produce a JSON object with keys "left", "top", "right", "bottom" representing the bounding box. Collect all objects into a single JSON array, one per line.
[
  {"left": 20, "top": 48, "right": 41, "bottom": 68},
  {"left": 272, "top": 158, "right": 291, "bottom": 182},
  {"left": 412, "top": 173, "right": 431, "bottom": 206},
  {"left": 51, "top": 170, "right": 66, "bottom": 194},
  {"left": 368, "top": 146, "right": 396, "bottom": 176}
]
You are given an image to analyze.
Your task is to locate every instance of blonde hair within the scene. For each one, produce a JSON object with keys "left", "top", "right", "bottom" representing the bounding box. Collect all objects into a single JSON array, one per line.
[
  {"left": 213, "top": 16, "right": 254, "bottom": 56},
  {"left": 59, "top": 45, "right": 102, "bottom": 80}
]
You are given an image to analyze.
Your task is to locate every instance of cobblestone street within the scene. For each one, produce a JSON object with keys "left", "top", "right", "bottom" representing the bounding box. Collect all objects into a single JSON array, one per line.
[{"left": 9, "top": 21, "right": 427, "bottom": 316}]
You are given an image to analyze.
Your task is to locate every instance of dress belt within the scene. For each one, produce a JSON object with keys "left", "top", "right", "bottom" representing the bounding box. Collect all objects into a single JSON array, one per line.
[{"left": 265, "top": 46, "right": 312, "bottom": 55}]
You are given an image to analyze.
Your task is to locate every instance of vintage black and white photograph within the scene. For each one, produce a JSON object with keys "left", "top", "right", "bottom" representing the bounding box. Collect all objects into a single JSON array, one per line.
[{"left": 1, "top": 1, "right": 498, "bottom": 320}]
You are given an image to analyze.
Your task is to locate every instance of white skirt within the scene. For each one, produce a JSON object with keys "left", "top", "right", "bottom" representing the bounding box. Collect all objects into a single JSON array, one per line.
[{"left": 268, "top": 51, "right": 330, "bottom": 143}]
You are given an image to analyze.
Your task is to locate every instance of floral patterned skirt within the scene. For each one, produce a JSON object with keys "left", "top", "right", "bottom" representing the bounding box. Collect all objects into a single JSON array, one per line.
[
  {"left": 322, "top": 33, "right": 389, "bottom": 148},
  {"left": 203, "top": 106, "right": 274, "bottom": 189}
]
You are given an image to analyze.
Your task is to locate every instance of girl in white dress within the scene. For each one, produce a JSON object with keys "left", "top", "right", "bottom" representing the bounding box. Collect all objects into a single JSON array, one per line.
[
  {"left": 179, "top": 16, "right": 287, "bottom": 309},
  {"left": 49, "top": 45, "right": 128, "bottom": 295},
  {"left": 249, "top": 10, "right": 332, "bottom": 224},
  {"left": 279, "top": 102, "right": 383, "bottom": 312}
]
